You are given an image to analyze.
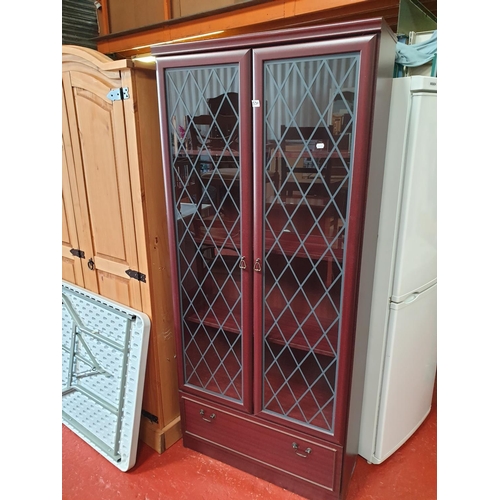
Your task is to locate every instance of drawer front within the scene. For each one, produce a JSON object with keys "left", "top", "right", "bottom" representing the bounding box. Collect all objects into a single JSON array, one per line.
[{"left": 182, "top": 397, "right": 340, "bottom": 490}]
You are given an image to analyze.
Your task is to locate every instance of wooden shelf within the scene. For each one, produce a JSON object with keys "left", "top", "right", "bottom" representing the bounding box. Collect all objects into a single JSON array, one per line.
[
  {"left": 278, "top": 149, "right": 350, "bottom": 160},
  {"left": 265, "top": 197, "right": 345, "bottom": 262},
  {"left": 186, "top": 298, "right": 242, "bottom": 335},
  {"left": 192, "top": 214, "right": 241, "bottom": 251},
  {"left": 184, "top": 296, "right": 338, "bottom": 419},
  {"left": 190, "top": 212, "right": 343, "bottom": 262},
  {"left": 265, "top": 230, "right": 343, "bottom": 262},
  {"left": 186, "top": 287, "right": 340, "bottom": 357},
  {"left": 266, "top": 193, "right": 334, "bottom": 208},
  {"left": 264, "top": 308, "right": 339, "bottom": 357},
  {"left": 263, "top": 346, "right": 336, "bottom": 430},
  {"left": 183, "top": 325, "right": 243, "bottom": 401}
]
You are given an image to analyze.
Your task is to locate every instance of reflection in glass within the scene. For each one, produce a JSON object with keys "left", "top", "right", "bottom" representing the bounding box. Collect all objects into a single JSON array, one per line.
[
  {"left": 164, "top": 64, "right": 244, "bottom": 403},
  {"left": 261, "top": 53, "right": 359, "bottom": 432}
]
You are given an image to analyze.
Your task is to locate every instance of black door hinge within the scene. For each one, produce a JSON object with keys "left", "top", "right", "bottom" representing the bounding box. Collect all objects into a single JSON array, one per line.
[
  {"left": 141, "top": 410, "right": 158, "bottom": 424},
  {"left": 126, "top": 269, "right": 146, "bottom": 283},
  {"left": 70, "top": 248, "right": 85, "bottom": 259}
]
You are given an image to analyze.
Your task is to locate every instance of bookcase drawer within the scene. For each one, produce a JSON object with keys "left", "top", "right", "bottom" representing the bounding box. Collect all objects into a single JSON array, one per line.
[{"left": 182, "top": 396, "right": 341, "bottom": 490}]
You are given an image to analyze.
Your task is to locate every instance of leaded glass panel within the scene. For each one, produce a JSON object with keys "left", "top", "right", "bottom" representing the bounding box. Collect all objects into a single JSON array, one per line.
[
  {"left": 261, "top": 53, "right": 359, "bottom": 432},
  {"left": 164, "top": 64, "right": 244, "bottom": 403}
]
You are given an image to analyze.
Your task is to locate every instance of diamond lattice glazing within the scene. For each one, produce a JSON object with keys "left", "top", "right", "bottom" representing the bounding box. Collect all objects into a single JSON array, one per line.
[
  {"left": 165, "top": 65, "right": 244, "bottom": 403},
  {"left": 261, "top": 54, "right": 359, "bottom": 432}
]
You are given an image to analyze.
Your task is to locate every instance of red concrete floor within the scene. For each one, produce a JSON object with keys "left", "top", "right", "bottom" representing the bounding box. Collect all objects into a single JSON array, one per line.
[{"left": 62, "top": 386, "right": 436, "bottom": 500}]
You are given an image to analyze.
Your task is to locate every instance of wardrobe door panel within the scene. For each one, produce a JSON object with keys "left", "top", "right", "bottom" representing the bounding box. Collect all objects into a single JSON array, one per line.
[
  {"left": 62, "top": 140, "right": 85, "bottom": 286},
  {"left": 62, "top": 82, "right": 86, "bottom": 287},
  {"left": 63, "top": 69, "right": 143, "bottom": 311}
]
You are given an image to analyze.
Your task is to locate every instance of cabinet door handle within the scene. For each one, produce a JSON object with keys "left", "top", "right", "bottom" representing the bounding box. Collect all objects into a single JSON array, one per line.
[
  {"left": 200, "top": 409, "right": 216, "bottom": 423},
  {"left": 239, "top": 256, "right": 247, "bottom": 269},
  {"left": 87, "top": 258, "right": 95, "bottom": 271},
  {"left": 254, "top": 258, "right": 262, "bottom": 272},
  {"left": 292, "top": 442, "right": 312, "bottom": 458}
]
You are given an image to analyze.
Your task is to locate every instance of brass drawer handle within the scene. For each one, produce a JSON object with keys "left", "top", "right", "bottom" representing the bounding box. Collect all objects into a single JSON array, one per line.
[
  {"left": 292, "top": 442, "right": 312, "bottom": 458},
  {"left": 254, "top": 258, "right": 262, "bottom": 272},
  {"left": 200, "top": 409, "right": 216, "bottom": 423},
  {"left": 239, "top": 256, "right": 247, "bottom": 269}
]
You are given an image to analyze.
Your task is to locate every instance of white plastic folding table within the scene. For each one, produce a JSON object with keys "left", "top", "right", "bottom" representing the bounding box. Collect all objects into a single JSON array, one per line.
[{"left": 62, "top": 281, "right": 150, "bottom": 471}]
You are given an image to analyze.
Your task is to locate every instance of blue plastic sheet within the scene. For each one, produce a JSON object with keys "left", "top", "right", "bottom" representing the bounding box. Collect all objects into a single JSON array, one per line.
[{"left": 396, "top": 31, "right": 437, "bottom": 67}]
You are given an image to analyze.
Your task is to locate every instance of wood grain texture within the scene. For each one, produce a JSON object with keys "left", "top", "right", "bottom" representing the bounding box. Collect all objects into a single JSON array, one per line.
[
  {"left": 92, "top": 0, "right": 429, "bottom": 55},
  {"left": 124, "top": 65, "right": 181, "bottom": 427},
  {"left": 108, "top": 0, "right": 165, "bottom": 33},
  {"left": 62, "top": 106, "right": 85, "bottom": 286},
  {"left": 62, "top": 72, "right": 100, "bottom": 294},
  {"left": 62, "top": 46, "right": 181, "bottom": 454},
  {"left": 70, "top": 71, "right": 143, "bottom": 309}
]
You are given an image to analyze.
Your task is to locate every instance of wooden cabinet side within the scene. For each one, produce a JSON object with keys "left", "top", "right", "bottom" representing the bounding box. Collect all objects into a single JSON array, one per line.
[{"left": 122, "top": 65, "right": 181, "bottom": 451}]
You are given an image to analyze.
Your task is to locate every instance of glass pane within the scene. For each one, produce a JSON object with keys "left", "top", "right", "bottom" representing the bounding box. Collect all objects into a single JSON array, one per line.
[
  {"left": 164, "top": 64, "right": 243, "bottom": 403},
  {"left": 261, "top": 53, "right": 359, "bottom": 432}
]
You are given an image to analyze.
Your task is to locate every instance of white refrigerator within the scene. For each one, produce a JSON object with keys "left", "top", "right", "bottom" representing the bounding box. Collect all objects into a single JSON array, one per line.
[{"left": 357, "top": 75, "right": 437, "bottom": 464}]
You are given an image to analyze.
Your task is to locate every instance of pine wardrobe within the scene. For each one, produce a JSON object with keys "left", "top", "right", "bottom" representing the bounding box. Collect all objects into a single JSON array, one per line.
[
  {"left": 153, "top": 19, "right": 396, "bottom": 499},
  {"left": 62, "top": 45, "right": 181, "bottom": 453}
]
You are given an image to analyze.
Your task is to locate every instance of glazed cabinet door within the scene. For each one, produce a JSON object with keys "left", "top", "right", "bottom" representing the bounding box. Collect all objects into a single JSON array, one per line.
[
  {"left": 157, "top": 50, "right": 253, "bottom": 412},
  {"left": 62, "top": 68, "right": 143, "bottom": 311},
  {"left": 252, "top": 36, "right": 378, "bottom": 442}
]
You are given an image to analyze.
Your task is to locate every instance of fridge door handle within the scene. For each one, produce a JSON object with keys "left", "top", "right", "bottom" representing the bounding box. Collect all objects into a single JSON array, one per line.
[{"left": 403, "top": 292, "right": 420, "bottom": 305}]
